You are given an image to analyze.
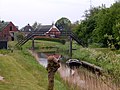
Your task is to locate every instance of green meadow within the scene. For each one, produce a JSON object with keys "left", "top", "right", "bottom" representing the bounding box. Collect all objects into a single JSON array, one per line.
[{"left": 0, "top": 41, "right": 73, "bottom": 90}]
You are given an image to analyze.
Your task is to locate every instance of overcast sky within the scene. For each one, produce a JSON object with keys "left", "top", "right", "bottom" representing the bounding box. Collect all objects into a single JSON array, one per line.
[{"left": 0, "top": 0, "right": 115, "bottom": 28}]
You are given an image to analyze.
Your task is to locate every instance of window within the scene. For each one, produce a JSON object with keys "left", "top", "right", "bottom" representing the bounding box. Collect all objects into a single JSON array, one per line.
[
  {"left": 29, "top": 29, "right": 31, "bottom": 31},
  {"left": 10, "top": 26, "right": 12, "bottom": 31}
]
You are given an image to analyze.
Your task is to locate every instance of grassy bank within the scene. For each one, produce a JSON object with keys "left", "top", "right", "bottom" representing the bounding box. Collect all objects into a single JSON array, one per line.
[
  {"left": 0, "top": 41, "right": 72, "bottom": 90},
  {"left": 25, "top": 40, "right": 120, "bottom": 83},
  {"left": 1, "top": 39, "right": 119, "bottom": 90}
]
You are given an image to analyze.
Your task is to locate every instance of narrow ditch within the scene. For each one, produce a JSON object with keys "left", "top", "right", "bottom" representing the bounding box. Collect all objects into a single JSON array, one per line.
[
  {"left": 30, "top": 51, "right": 119, "bottom": 90},
  {"left": 59, "top": 64, "right": 119, "bottom": 90}
]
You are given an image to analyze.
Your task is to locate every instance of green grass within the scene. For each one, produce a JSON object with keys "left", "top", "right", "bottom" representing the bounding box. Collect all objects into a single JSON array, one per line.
[
  {"left": 72, "top": 47, "right": 120, "bottom": 83},
  {"left": 24, "top": 40, "right": 120, "bottom": 83},
  {"left": 0, "top": 41, "right": 73, "bottom": 90},
  {"left": 3, "top": 40, "right": 119, "bottom": 89},
  {"left": 0, "top": 51, "right": 46, "bottom": 90}
]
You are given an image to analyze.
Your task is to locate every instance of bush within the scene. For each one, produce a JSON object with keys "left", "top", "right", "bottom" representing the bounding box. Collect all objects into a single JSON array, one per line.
[
  {"left": 14, "top": 32, "right": 24, "bottom": 42},
  {"left": 34, "top": 37, "right": 66, "bottom": 44},
  {"left": 0, "top": 49, "right": 11, "bottom": 55}
]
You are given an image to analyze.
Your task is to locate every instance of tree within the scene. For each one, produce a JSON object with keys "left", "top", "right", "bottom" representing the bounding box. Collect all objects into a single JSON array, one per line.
[
  {"left": 15, "top": 32, "right": 24, "bottom": 42},
  {"left": 74, "top": 7, "right": 101, "bottom": 45},
  {"left": 93, "top": 1, "right": 120, "bottom": 48},
  {"left": 74, "top": 2, "right": 120, "bottom": 48},
  {"left": 92, "top": 7, "right": 109, "bottom": 46},
  {"left": 32, "top": 22, "right": 41, "bottom": 30},
  {"left": 32, "top": 22, "right": 37, "bottom": 29},
  {"left": 55, "top": 17, "right": 71, "bottom": 31}
]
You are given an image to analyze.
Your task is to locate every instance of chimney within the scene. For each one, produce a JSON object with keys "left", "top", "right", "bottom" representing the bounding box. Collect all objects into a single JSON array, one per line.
[{"left": 2, "top": 20, "right": 4, "bottom": 23}]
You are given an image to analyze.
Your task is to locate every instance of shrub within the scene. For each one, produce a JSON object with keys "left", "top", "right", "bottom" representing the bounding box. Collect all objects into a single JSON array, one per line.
[{"left": 34, "top": 37, "right": 66, "bottom": 44}]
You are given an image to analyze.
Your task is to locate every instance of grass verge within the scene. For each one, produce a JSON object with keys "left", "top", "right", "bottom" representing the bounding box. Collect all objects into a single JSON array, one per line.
[{"left": 0, "top": 41, "right": 72, "bottom": 90}]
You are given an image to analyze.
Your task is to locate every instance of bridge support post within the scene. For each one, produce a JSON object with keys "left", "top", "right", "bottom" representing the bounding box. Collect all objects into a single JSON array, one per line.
[
  {"left": 69, "top": 36, "right": 72, "bottom": 58},
  {"left": 32, "top": 37, "right": 35, "bottom": 50}
]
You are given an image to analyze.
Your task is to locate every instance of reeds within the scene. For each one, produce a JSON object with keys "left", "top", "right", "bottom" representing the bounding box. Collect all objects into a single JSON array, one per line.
[{"left": 58, "top": 64, "right": 120, "bottom": 90}]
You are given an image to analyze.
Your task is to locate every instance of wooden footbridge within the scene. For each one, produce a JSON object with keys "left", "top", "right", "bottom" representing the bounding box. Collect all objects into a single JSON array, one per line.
[
  {"left": 15, "top": 28, "right": 87, "bottom": 58},
  {"left": 16, "top": 31, "right": 86, "bottom": 46}
]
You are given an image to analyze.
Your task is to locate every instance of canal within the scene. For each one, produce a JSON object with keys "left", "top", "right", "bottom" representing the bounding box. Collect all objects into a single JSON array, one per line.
[{"left": 31, "top": 51, "right": 119, "bottom": 90}]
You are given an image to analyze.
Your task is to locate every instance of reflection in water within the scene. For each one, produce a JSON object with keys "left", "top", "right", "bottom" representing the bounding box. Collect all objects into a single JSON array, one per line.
[
  {"left": 59, "top": 64, "right": 118, "bottom": 90},
  {"left": 38, "top": 57, "right": 119, "bottom": 90},
  {"left": 30, "top": 50, "right": 119, "bottom": 90},
  {"left": 38, "top": 57, "right": 86, "bottom": 89},
  {"left": 58, "top": 64, "right": 86, "bottom": 90},
  {"left": 39, "top": 58, "right": 48, "bottom": 68}
]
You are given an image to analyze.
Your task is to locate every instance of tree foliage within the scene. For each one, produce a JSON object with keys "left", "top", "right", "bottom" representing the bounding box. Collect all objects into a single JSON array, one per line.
[
  {"left": 73, "top": 7, "right": 101, "bottom": 44},
  {"left": 55, "top": 17, "right": 71, "bottom": 31},
  {"left": 74, "top": 1, "right": 120, "bottom": 49},
  {"left": 32, "top": 22, "right": 41, "bottom": 30},
  {"left": 15, "top": 32, "right": 24, "bottom": 42}
]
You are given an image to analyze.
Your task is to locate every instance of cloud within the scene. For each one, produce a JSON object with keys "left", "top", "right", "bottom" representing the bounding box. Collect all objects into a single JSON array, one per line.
[{"left": 0, "top": 0, "right": 115, "bottom": 28}]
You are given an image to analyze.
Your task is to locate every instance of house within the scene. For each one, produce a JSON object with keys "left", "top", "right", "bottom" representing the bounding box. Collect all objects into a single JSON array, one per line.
[
  {"left": 0, "top": 21, "right": 19, "bottom": 41},
  {"left": 20, "top": 24, "right": 34, "bottom": 36},
  {"left": 21, "top": 24, "right": 61, "bottom": 38},
  {"left": 45, "top": 25, "right": 61, "bottom": 38}
]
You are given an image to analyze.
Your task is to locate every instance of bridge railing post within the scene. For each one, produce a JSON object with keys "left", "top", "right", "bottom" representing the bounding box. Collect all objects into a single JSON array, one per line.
[
  {"left": 32, "top": 37, "right": 34, "bottom": 50},
  {"left": 69, "top": 36, "right": 72, "bottom": 58}
]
